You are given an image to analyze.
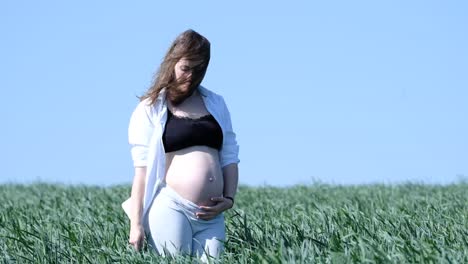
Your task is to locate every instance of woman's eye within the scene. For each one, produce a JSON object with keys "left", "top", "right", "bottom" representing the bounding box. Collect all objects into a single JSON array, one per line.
[{"left": 181, "top": 66, "right": 190, "bottom": 72}]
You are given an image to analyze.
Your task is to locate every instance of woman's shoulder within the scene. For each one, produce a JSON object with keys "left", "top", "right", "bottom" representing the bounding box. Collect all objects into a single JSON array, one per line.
[
  {"left": 131, "top": 98, "right": 150, "bottom": 114},
  {"left": 131, "top": 97, "right": 161, "bottom": 121},
  {"left": 137, "top": 97, "right": 154, "bottom": 108},
  {"left": 135, "top": 96, "right": 166, "bottom": 111}
]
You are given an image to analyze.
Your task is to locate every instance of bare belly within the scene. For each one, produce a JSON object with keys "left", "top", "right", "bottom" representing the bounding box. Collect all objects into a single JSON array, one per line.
[{"left": 164, "top": 146, "right": 224, "bottom": 206}]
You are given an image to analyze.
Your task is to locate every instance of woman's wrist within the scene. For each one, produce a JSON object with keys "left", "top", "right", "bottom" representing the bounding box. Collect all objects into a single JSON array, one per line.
[
  {"left": 224, "top": 196, "right": 234, "bottom": 206},
  {"left": 131, "top": 220, "right": 143, "bottom": 228}
]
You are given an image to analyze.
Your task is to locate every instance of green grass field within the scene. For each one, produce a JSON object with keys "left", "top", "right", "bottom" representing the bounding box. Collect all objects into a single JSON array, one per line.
[{"left": 0, "top": 183, "right": 467, "bottom": 263}]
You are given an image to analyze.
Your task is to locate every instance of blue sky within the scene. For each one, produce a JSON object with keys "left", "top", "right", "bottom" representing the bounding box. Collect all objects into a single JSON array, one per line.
[{"left": 1, "top": 1, "right": 467, "bottom": 186}]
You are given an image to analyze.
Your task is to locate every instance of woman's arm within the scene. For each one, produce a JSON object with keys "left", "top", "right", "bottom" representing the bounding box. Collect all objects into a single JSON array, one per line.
[
  {"left": 127, "top": 100, "right": 155, "bottom": 251},
  {"left": 223, "top": 163, "right": 238, "bottom": 200},
  {"left": 130, "top": 167, "right": 146, "bottom": 226},
  {"left": 128, "top": 166, "right": 146, "bottom": 251}
]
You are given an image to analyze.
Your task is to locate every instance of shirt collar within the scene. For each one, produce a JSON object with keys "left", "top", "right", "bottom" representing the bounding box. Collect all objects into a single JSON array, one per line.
[{"left": 197, "top": 85, "right": 208, "bottom": 97}]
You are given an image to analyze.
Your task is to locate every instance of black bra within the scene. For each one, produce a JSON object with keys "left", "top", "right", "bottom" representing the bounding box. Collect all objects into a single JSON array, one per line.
[{"left": 162, "top": 108, "right": 223, "bottom": 153}]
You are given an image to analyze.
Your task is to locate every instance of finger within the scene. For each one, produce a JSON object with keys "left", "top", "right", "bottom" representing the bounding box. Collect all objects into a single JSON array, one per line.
[
  {"left": 134, "top": 241, "right": 142, "bottom": 251},
  {"left": 196, "top": 211, "right": 215, "bottom": 217},
  {"left": 210, "top": 197, "right": 225, "bottom": 202},
  {"left": 196, "top": 211, "right": 216, "bottom": 219},
  {"left": 197, "top": 214, "right": 215, "bottom": 220},
  {"left": 199, "top": 205, "right": 215, "bottom": 212},
  {"left": 129, "top": 239, "right": 142, "bottom": 250},
  {"left": 199, "top": 204, "right": 223, "bottom": 212}
]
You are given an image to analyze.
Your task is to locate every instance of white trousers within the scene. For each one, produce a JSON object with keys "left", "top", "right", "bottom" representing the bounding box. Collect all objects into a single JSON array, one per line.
[{"left": 145, "top": 184, "right": 226, "bottom": 261}]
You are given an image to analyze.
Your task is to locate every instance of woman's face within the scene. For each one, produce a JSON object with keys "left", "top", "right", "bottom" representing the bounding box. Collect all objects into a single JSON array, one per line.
[
  {"left": 168, "top": 57, "right": 206, "bottom": 105},
  {"left": 174, "top": 58, "right": 204, "bottom": 91}
]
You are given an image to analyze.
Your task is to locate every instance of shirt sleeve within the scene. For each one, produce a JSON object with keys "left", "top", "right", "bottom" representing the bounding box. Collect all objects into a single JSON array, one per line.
[
  {"left": 128, "top": 101, "right": 155, "bottom": 167},
  {"left": 219, "top": 96, "right": 240, "bottom": 168}
]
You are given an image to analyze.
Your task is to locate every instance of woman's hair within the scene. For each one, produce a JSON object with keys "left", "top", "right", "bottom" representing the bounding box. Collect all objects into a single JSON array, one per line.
[{"left": 140, "top": 29, "right": 211, "bottom": 105}]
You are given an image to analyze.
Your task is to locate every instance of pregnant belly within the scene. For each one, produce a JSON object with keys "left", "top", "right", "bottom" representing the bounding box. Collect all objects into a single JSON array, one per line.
[{"left": 164, "top": 146, "right": 224, "bottom": 206}]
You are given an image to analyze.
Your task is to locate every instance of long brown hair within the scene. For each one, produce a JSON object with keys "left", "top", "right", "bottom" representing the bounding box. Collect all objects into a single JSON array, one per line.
[{"left": 139, "top": 29, "right": 211, "bottom": 105}]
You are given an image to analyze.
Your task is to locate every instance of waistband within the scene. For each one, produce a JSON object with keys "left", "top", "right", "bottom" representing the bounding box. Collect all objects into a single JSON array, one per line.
[{"left": 158, "top": 183, "right": 201, "bottom": 215}]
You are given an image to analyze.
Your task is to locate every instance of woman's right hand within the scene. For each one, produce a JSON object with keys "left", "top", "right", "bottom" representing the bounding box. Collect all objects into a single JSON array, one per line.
[{"left": 129, "top": 224, "right": 145, "bottom": 251}]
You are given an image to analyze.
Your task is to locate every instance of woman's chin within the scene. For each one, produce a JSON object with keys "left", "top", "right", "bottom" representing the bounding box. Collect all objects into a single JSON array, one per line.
[{"left": 181, "top": 84, "right": 191, "bottom": 91}]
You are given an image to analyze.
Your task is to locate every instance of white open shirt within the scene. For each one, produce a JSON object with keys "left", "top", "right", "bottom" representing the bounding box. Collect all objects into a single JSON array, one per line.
[{"left": 122, "top": 85, "right": 240, "bottom": 223}]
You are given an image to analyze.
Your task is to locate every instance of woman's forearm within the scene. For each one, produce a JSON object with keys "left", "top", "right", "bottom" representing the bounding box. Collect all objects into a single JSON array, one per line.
[
  {"left": 130, "top": 167, "right": 146, "bottom": 226},
  {"left": 222, "top": 163, "right": 239, "bottom": 199}
]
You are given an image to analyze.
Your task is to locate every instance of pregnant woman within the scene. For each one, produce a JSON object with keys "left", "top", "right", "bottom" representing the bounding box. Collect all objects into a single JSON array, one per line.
[{"left": 124, "top": 29, "right": 240, "bottom": 261}]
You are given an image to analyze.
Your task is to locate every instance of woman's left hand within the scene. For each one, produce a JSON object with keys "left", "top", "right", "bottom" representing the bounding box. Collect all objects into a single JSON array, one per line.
[{"left": 196, "top": 197, "right": 233, "bottom": 220}]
